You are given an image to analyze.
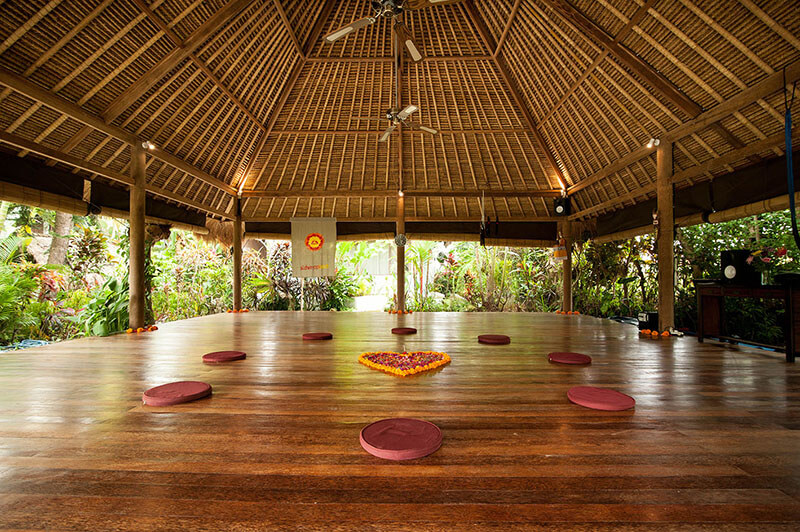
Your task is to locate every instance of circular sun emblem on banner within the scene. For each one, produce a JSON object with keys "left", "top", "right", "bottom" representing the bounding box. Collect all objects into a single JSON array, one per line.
[{"left": 305, "top": 233, "right": 324, "bottom": 251}]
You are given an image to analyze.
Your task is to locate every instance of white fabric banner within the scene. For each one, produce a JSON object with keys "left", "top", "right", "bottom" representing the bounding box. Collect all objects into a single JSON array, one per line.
[{"left": 291, "top": 217, "right": 337, "bottom": 278}]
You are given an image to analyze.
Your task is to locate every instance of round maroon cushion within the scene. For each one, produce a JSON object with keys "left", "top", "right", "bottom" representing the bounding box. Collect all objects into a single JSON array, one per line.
[
  {"left": 360, "top": 418, "right": 442, "bottom": 461},
  {"left": 567, "top": 386, "right": 635, "bottom": 411},
  {"left": 478, "top": 334, "right": 510, "bottom": 345},
  {"left": 548, "top": 352, "right": 592, "bottom": 365},
  {"left": 143, "top": 381, "right": 212, "bottom": 406},
  {"left": 392, "top": 327, "right": 417, "bottom": 335},
  {"left": 202, "top": 350, "right": 246, "bottom": 364},
  {"left": 303, "top": 332, "right": 333, "bottom": 341}
]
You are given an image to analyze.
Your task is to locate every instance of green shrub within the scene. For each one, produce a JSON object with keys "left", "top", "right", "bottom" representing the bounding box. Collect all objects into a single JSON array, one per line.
[
  {"left": 80, "top": 278, "right": 129, "bottom": 336},
  {"left": 0, "top": 264, "right": 39, "bottom": 345}
]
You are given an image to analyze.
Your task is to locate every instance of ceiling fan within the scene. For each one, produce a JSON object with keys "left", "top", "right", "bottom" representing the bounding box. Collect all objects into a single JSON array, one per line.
[
  {"left": 354, "top": 105, "right": 438, "bottom": 142},
  {"left": 323, "top": 0, "right": 461, "bottom": 62}
]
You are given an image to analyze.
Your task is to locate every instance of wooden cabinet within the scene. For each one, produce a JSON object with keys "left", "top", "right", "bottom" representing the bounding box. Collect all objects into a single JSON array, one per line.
[{"left": 694, "top": 280, "right": 797, "bottom": 363}]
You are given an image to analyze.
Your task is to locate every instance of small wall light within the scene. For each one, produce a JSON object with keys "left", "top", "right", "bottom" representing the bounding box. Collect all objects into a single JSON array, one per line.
[{"left": 647, "top": 138, "right": 660, "bottom": 149}]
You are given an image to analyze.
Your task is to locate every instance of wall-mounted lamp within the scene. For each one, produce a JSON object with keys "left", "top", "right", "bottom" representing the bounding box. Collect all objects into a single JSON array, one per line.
[
  {"left": 398, "top": 190, "right": 404, "bottom": 197},
  {"left": 646, "top": 138, "right": 660, "bottom": 149},
  {"left": 141, "top": 141, "right": 156, "bottom": 151}
]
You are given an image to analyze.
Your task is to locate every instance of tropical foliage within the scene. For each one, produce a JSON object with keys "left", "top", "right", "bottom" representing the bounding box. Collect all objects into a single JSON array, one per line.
[{"left": 1, "top": 198, "right": 798, "bottom": 351}]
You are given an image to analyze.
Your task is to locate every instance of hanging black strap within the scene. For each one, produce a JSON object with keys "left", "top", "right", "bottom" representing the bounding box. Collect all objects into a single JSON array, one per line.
[{"left": 785, "top": 67, "right": 799, "bottom": 250}]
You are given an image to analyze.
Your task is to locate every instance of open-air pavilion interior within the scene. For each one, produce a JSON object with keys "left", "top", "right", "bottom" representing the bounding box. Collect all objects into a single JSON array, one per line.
[{"left": 1, "top": 0, "right": 800, "bottom": 529}]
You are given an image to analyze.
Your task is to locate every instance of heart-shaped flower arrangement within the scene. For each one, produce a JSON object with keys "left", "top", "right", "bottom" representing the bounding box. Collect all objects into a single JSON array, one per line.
[{"left": 359, "top": 351, "right": 450, "bottom": 376}]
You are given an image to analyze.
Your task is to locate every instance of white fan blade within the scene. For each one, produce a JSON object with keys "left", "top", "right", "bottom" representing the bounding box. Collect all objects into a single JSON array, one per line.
[
  {"left": 379, "top": 124, "right": 397, "bottom": 142},
  {"left": 323, "top": 17, "right": 375, "bottom": 43},
  {"left": 394, "top": 22, "right": 424, "bottom": 63},
  {"left": 419, "top": 126, "right": 438, "bottom": 134},
  {"left": 406, "top": 0, "right": 461, "bottom": 8},
  {"left": 404, "top": 38, "right": 423, "bottom": 62},
  {"left": 398, "top": 105, "right": 419, "bottom": 120}
]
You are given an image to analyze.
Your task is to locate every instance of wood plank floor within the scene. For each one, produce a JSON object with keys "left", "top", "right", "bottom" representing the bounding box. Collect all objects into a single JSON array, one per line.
[{"left": 1, "top": 311, "right": 800, "bottom": 530}]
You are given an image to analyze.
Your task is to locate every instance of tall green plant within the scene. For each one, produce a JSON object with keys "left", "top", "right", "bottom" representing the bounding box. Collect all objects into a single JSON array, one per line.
[
  {"left": 80, "top": 277, "right": 129, "bottom": 336},
  {"left": 0, "top": 264, "right": 39, "bottom": 345},
  {"left": 0, "top": 234, "right": 30, "bottom": 264}
]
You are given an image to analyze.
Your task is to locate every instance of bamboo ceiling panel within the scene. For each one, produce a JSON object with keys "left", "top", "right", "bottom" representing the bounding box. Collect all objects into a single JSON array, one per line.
[
  {"left": 404, "top": 3, "right": 487, "bottom": 58},
  {"left": 284, "top": 0, "right": 327, "bottom": 47},
  {"left": 310, "top": 0, "right": 486, "bottom": 58},
  {"left": 401, "top": 132, "right": 557, "bottom": 191},
  {"left": 0, "top": 0, "right": 174, "bottom": 117},
  {"left": 406, "top": 60, "right": 527, "bottom": 131},
  {"left": 246, "top": 133, "right": 400, "bottom": 193},
  {"left": 243, "top": 195, "right": 396, "bottom": 220},
  {"left": 474, "top": 0, "right": 515, "bottom": 44},
  {"left": 0, "top": 0, "right": 798, "bottom": 223},
  {"left": 310, "top": 0, "right": 393, "bottom": 58},
  {"left": 152, "top": 0, "right": 232, "bottom": 42},
  {"left": 570, "top": 0, "right": 635, "bottom": 37},
  {"left": 273, "top": 61, "right": 394, "bottom": 131}
]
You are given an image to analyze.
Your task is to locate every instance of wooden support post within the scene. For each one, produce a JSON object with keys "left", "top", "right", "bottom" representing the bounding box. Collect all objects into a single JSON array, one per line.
[
  {"left": 657, "top": 141, "right": 675, "bottom": 331},
  {"left": 232, "top": 197, "right": 243, "bottom": 311},
  {"left": 560, "top": 220, "right": 573, "bottom": 312},
  {"left": 397, "top": 193, "right": 406, "bottom": 312},
  {"left": 128, "top": 143, "right": 146, "bottom": 330},
  {"left": 394, "top": 17, "right": 406, "bottom": 314}
]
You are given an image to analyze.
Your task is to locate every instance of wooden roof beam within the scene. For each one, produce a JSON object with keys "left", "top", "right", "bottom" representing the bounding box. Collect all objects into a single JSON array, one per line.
[
  {"left": 131, "top": 0, "right": 267, "bottom": 134},
  {"left": 269, "top": 129, "right": 531, "bottom": 134},
  {"left": 245, "top": 215, "right": 559, "bottom": 223},
  {"left": 540, "top": 0, "right": 656, "bottom": 124},
  {"left": 0, "top": 130, "right": 231, "bottom": 218},
  {"left": 273, "top": 0, "right": 303, "bottom": 58},
  {"left": 240, "top": 189, "right": 564, "bottom": 198},
  {"left": 568, "top": 58, "right": 800, "bottom": 195},
  {"left": 493, "top": 0, "right": 521, "bottom": 58},
  {"left": 105, "top": 0, "right": 252, "bottom": 122},
  {"left": 236, "top": 0, "right": 336, "bottom": 196},
  {"left": 305, "top": 56, "right": 494, "bottom": 63},
  {"left": 0, "top": 68, "right": 237, "bottom": 196},
  {"left": 571, "top": 128, "right": 798, "bottom": 220},
  {"left": 54, "top": 0, "right": 253, "bottom": 161},
  {"left": 539, "top": 0, "right": 749, "bottom": 154},
  {"left": 463, "top": 0, "right": 568, "bottom": 191}
]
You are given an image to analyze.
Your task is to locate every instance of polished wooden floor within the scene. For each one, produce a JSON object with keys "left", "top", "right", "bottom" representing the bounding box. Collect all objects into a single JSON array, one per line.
[{"left": 1, "top": 311, "right": 800, "bottom": 531}]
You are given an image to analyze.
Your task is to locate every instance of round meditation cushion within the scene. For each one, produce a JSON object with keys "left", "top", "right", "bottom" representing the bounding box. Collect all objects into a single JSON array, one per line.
[
  {"left": 548, "top": 352, "right": 592, "bottom": 365},
  {"left": 202, "top": 351, "right": 246, "bottom": 364},
  {"left": 478, "top": 334, "right": 511, "bottom": 345},
  {"left": 567, "top": 386, "right": 635, "bottom": 411},
  {"left": 391, "top": 327, "right": 417, "bottom": 335},
  {"left": 359, "top": 418, "right": 442, "bottom": 460},
  {"left": 302, "top": 332, "right": 333, "bottom": 340},
  {"left": 142, "top": 381, "right": 212, "bottom": 406}
]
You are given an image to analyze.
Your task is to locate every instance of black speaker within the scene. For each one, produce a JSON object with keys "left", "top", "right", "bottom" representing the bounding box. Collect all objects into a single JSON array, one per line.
[
  {"left": 637, "top": 311, "right": 659, "bottom": 331},
  {"left": 720, "top": 249, "right": 760, "bottom": 286},
  {"left": 554, "top": 197, "right": 570, "bottom": 216}
]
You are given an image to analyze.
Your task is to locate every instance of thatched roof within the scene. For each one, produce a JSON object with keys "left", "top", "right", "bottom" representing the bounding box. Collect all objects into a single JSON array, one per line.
[{"left": 0, "top": 0, "right": 798, "bottom": 233}]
